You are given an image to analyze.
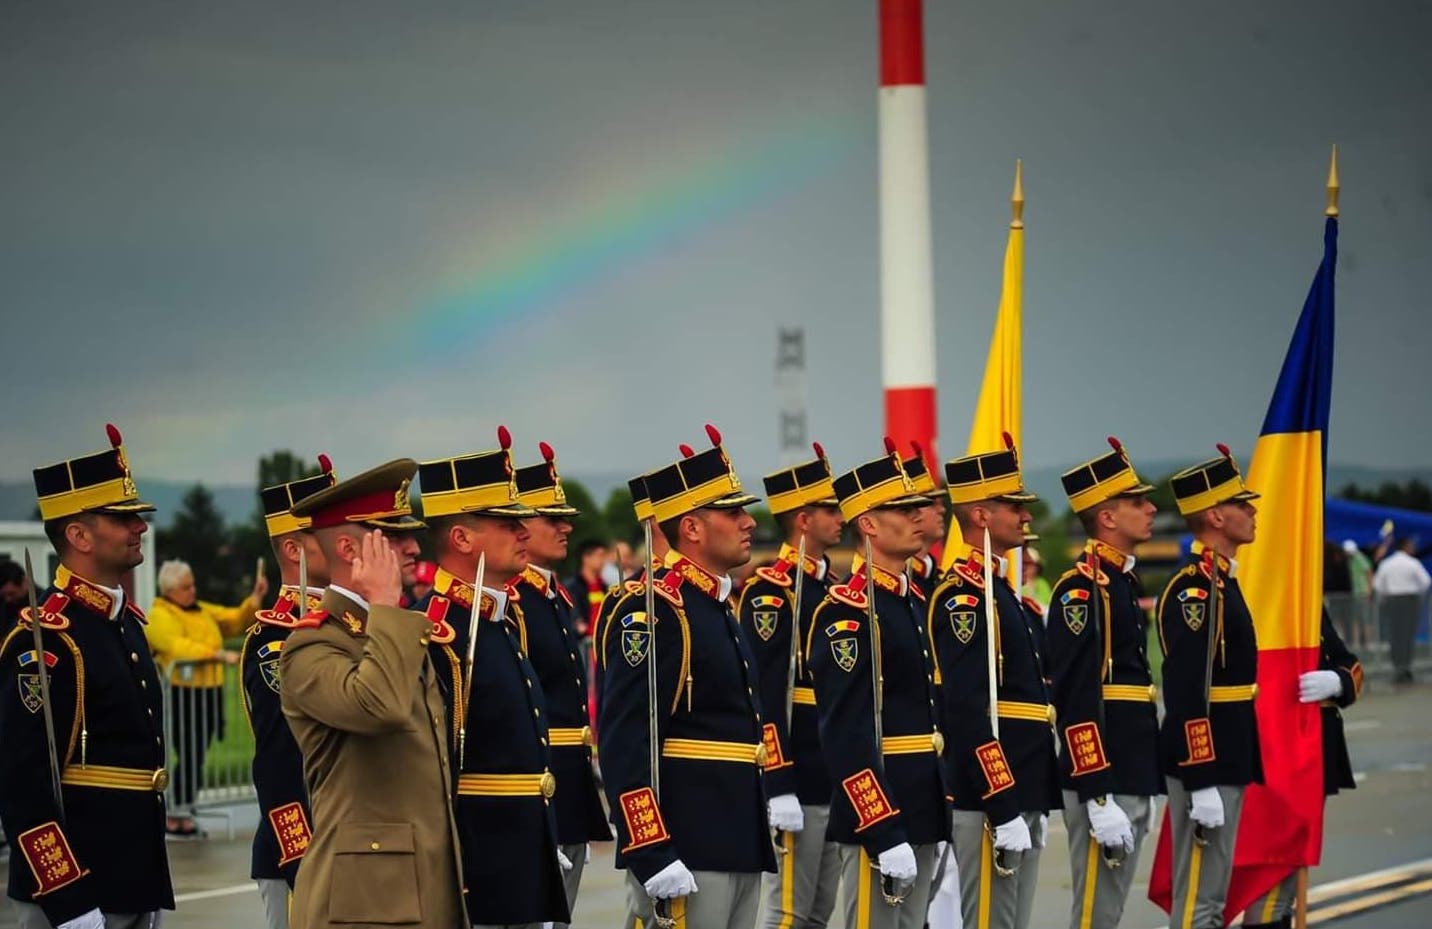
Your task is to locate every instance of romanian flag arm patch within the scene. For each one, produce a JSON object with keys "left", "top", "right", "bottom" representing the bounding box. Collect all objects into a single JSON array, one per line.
[
  {"left": 841, "top": 768, "right": 900, "bottom": 832},
  {"left": 761, "top": 722, "right": 790, "bottom": 771},
  {"left": 618, "top": 787, "right": 671, "bottom": 852},
  {"left": 1063, "top": 721, "right": 1111, "bottom": 776},
  {"left": 975, "top": 740, "right": 1016, "bottom": 798},
  {"left": 17, "top": 821, "right": 88, "bottom": 896},
  {"left": 1180, "top": 717, "right": 1216, "bottom": 765},
  {"left": 267, "top": 801, "right": 313, "bottom": 866}
]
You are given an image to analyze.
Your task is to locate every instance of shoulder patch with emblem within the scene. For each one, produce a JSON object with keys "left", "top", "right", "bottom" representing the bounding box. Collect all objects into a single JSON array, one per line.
[
  {"left": 620, "top": 613, "right": 651, "bottom": 666},
  {"left": 1061, "top": 587, "right": 1091, "bottom": 634},
  {"left": 256, "top": 639, "right": 284, "bottom": 693},
  {"left": 943, "top": 593, "right": 979, "bottom": 645},
  {"left": 829, "top": 636, "right": 859, "bottom": 672},
  {"left": 1178, "top": 587, "right": 1208, "bottom": 630}
]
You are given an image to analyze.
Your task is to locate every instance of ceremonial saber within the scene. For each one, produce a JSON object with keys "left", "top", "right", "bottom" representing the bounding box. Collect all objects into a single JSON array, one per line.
[
  {"left": 983, "top": 528, "right": 1019, "bottom": 878},
  {"left": 863, "top": 534, "right": 911, "bottom": 907},
  {"left": 642, "top": 520, "right": 676, "bottom": 929},
  {"left": 458, "top": 552, "right": 486, "bottom": 772},
  {"left": 297, "top": 547, "right": 308, "bottom": 615},
  {"left": 1086, "top": 549, "right": 1126, "bottom": 870},
  {"left": 784, "top": 532, "right": 807, "bottom": 733},
  {"left": 1194, "top": 548, "right": 1220, "bottom": 848},
  {"left": 24, "top": 550, "right": 65, "bottom": 822}
]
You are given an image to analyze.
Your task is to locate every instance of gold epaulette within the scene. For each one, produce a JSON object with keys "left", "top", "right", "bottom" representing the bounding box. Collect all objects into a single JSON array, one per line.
[
  {"left": 20, "top": 592, "right": 72, "bottom": 631},
  {"left": 1075, "top": 561, "right": 1112, "bottom": 586},
  {"left": 654, "top": 572, "right": 684, "bottom": 608}
]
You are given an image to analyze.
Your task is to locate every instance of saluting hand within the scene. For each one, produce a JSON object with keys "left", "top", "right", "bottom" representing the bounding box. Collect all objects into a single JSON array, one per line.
[
  {"left": 351, "top": 530, "right": 403, "bottom": 607},
  {"left": 251, "top": 572, "right": 270, "bottom": 603}
]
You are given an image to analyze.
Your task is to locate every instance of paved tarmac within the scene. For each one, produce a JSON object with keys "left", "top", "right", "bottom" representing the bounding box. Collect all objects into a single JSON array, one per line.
[{"left": 5, "top": 679, "right": 1431, "bottom": 928}]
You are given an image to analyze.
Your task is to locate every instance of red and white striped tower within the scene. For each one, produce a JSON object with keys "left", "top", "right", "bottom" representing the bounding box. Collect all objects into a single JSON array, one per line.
[{"left": 878, "top": 0, "right": 938, "bottom": 468}]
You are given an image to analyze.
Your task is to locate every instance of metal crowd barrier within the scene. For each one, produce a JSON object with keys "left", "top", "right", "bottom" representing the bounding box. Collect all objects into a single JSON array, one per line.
[{"left": 159, "top": 658, "right": 255, "bottom": 839}]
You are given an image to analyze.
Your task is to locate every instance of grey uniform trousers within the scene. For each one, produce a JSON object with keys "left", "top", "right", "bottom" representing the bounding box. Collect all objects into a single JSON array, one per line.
[
  {"left": 256, "top": 878, "right": 290, "bottom": 929},
  {"left": 837, "top": 842, "right": 940, "bottom": 929},
  {"left": 1061, "top": 792, "right": 1154, "bottom": 929},
  {"left": 624, "top": 869, "right": 762, "bottom": 929},
  {"left": 950, "top": 810, "right": 1045, "bottom": 929},
  {"left": 1164, "top": 778, "right": 1246, "bottom": 929},
  {"left": 760, "top": 804, "right": 841, "bottom": 929},
  {"left": 552, "top": 842, "right": 587, "bottom": 929},
  {"left": 1242, "top": 870, "right": 1298, "bottom": 926},
  {"left": 10, "top": 903, "right": 161, "bottom": 929}
]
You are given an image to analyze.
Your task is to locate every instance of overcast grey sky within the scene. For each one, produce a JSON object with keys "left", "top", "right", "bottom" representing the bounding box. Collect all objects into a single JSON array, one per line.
[{"left": 3, "top": 1, "right": 1429, "bottom": 487}]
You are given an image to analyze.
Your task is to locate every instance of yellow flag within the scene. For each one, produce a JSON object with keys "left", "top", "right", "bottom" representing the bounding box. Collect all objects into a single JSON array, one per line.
[{"left": 941, "top": 164, "right": 1024, "bottom": 571}]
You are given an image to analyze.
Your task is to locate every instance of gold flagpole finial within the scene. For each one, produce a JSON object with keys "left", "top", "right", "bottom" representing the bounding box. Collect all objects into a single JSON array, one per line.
[
  {"left": 1325, "top": 144, "right": 1340, "bottom": 217},
  {"left": 1010, "top": 159, "right": 1025, "bottom": 229}
]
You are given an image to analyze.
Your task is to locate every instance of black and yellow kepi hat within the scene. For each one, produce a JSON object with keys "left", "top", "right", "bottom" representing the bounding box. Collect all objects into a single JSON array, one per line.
[
  {"left": 646, "top": 424, "right": 759, "bottom": 524},
  {"left": 762, "top": 442, "right": 838, "bottom": 516},
  {"left": 261, "top": 454, "right": 339, "bottom": 537},
  {"left": 629, "top": 473, "right": 654, "bottom": 522},
  {"left": 1060, "top": 436, "right": 1156, "bottom": 514},
  {"left": 419, "top": 426, "right": 537, "bottom": 520},
  {"left": 292, "top": 458, "right": 424, "bottom": 531},
  {"left": 944, "top": 432, "right": 1039, "bottom": 506},
  {"left": 833, "top": 437, "right": 932, "bottom": 521},
  {"left": 515, "top": 441, "right": 581, "bottom": 518},
  {"left": 903, "top": 440, "right": 940, "bottom": 496},
  {"left": 33, "top": 423, "right": 156, "bottom": 521},
  {"left": 1170, "top": 443, "right": 1260, "bottom": 516}
]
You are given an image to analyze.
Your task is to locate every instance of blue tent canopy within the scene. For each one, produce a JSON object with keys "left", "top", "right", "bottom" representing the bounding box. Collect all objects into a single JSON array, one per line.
[{"left": 1326, "top": 497, "right": 1432, "bottom": 565}]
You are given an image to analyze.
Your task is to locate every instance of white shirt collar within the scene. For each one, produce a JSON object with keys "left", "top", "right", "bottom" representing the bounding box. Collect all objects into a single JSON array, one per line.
[
  {"left": 99, "top": 583, "right": 125, "bottom": 620},
  {"left": 715, "top": 574, "right": 733, "bottom": 601},
  {"left": 327, "top": 584, "right": 369, "bottom": 612},
  {"left": 481, "top": 586, "right": 509, "bottom": 620}
]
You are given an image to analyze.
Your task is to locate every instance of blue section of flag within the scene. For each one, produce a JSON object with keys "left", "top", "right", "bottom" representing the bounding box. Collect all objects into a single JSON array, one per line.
[{"left": 1259, "top": 217, "right": 1337, "bottom": 448}]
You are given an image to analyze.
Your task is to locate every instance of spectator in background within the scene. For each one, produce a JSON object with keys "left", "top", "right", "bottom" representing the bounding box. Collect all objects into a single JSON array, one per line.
[
  {"left": 411, "top": 559, "right": 437, "bottom": 604},
  {"left": 0, "top": 558, "right": 28, "bottom": 628},
  {"left": 1372, "top": 538, "right": 1431, "bottom": 685},
  {"left": 612, "top": 539, "right": 642, "bottom": 581},
  {"left": 1324, "top": 540, "right": 1354, "bottom": 643},
  {"left": 146, "top": 558, "right": 267, "bottom": 837},
  {"left": 1345, "top": 540, "right": 1375, "bottom": 649},
  {"left": 1021, "top": 545, "right": 1053, "bottom": 613},
  {"left": 564, "top": 539, "right": 609, "bottom": 638}
]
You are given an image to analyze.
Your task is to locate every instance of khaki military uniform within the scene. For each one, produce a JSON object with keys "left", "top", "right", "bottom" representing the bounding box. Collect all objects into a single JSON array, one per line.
[{"left": 280, "top": 588, "right": 466, "bottom": 929}]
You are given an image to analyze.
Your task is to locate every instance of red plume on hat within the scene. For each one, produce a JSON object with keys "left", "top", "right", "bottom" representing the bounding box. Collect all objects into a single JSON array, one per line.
[
  {"left": 705, "top": 423, "right": 723, "bottom": 446},
  {"left": 812, "top": 441, "right": 827, "bottom": 461},
  {"left": 539, "top": 441, "right": 555, "bottom": 463},
  {"left": 497, "top": 425, "right": 512, "bottom": 450},
  {"left": 318, "top": 453, "right": 334, "bottom": 476},
  {"left": 883, "top": 436, "right": 898, "bottom": 456},
  {"left": 678, "top": 444, "right": 695, "bottom": 459},
  {"left": 1216, "top": 442, "right": 1231, "bottom": 458},
  {"left": 106, "top": 423, "right": 123, "bottom": 447}
]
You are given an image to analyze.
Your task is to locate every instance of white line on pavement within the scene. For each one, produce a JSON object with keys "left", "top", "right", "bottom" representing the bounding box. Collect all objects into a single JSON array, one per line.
[{"left": 175, "top": 882, "right": 258, "bottom": 903}]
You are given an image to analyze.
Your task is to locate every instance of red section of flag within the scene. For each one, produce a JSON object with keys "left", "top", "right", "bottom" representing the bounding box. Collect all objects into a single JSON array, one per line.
[
  {"left": 883, "top": 385, "right": 936, "bottom": 467},
  {"left": 879, "top": 0, "right": 925, "bottom": 86}
]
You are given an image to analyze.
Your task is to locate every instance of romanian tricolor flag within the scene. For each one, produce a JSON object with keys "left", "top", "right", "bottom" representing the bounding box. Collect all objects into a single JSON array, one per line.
[
  {"left": 941, "top": 161, "right": 1025, "bottom": 571},
  {"left": 1150, "top": 154, "right": 1339, "bottom": 923}
]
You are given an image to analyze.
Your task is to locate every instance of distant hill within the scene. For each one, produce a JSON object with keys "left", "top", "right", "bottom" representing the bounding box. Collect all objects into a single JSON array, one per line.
[{"left": 0, "top": 464, "right": 1426, "bottom": 527}]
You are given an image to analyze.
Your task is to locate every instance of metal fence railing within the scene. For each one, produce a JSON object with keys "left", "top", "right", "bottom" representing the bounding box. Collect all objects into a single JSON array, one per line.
[{"left": 159, "top": 659, "right": 255, "bottom": 838}]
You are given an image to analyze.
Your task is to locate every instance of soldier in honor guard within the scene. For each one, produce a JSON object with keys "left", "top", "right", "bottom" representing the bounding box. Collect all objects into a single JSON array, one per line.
[
  {"left": 931, "top": 437, "right": 1059, "bottom": 929},
  {"left": 1241, "top": 608, "right": 1361, "bottom": 929},
  {"left": 278, "top": 460, "right": 465, "bottom": 929},
  {"left": 0, "top": 425, "right": 173, "bottom": 929},
  {"left": 903, "top": 442, "right": 945, "bottom": 603},
  {"left": 808, "top": 439, "right": 948, "bottom": 929},
  {"left": 415, "top": 428, "right": 569, "bottom": 929},
  {"left": 240, "top": 455, "right": 337, "bottom": 929},
  {"left": 598, "top": 424, "right": 774, "bottom": 929},
  {"left": 512, "top": 441, "right": 612, "bottom": 927},
  {"left": 735, "top": 443, "right": 844, "bottom": 929},
  {"left": 1155, "top": 446, "right": 1262, "bottom": 929},
  {"left": 1044, "top": 438, "right": 1164, "bottom": 929}
]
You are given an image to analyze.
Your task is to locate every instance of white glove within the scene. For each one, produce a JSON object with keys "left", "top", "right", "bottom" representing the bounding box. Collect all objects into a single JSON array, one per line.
[
  {"left": 768, "top": 793, "right": 804, "bottom": 832},
  {"left": 59, "top": 911, "right": 105, "bottom": 929},
  {"left": 557, "top": 848, "right": 573, "bottom": 871},
  {"left": 876, "top": 842, "right": 918, "bottom": 880},
  {"left": 992, "top": 815, "right": 1032, "bottom": 852},
  {"left": 644, "top": 859, "right": 699, "bottom": 899},
  {"left": 1189, "top": 787, "right": 1225, "bottom": 830},
  {"left": 1087, "top": 797, "right": 1135, "bottom": 852},
  {"left": 1299, "top": 670, "right": 1343, "bottom": 703}
]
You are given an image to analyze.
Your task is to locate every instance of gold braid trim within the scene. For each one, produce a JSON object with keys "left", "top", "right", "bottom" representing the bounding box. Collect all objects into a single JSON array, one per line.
[{"left": 442, "top": 644, "right": 463, "bottom": 755}]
